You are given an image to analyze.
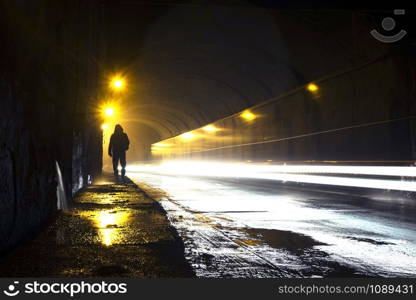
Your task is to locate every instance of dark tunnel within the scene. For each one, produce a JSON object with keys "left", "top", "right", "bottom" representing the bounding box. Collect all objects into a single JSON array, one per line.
[{"left": 0, "top": 0, "right": 415, "bottom": 277}]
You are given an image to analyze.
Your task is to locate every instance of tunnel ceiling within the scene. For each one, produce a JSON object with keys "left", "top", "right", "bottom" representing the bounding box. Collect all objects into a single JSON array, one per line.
[{"left": 102, "top": 1, "right": 389, "bottom": 141}]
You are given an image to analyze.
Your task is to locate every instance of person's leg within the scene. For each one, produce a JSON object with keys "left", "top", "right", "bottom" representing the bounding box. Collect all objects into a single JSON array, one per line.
[
  {"left": 120, "top": 151, "right": 126, "bottom": 178},
  {"left": 112, "top": 153, "right": 119, "bottom": 177}
]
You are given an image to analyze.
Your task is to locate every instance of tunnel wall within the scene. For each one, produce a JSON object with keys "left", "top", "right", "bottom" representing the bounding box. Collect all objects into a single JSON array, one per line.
[
  {"left": 116, "top": 7, "right": 412, "bottom": 159},
  {"left": 152, "top": 51, "right": 416, "bottom": 163},
  {"left": 0, "top": 0, "right": 102, "bottom": 253}
]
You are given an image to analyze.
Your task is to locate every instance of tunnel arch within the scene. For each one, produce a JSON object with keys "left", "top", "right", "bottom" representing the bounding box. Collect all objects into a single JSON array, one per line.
[{"left": 103, "top": 1, "right": 392, "bottom": 161}]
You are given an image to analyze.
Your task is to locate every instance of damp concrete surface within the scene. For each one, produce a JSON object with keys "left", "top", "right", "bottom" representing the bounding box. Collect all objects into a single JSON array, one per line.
[{"left": 0, "top": 174, "right": 194, "bottom": 277}]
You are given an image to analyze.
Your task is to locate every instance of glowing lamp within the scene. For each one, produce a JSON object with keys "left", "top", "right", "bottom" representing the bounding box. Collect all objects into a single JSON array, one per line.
[
  {"left": 180, "top": 132, "right": 195, "bottom": 140},
  {"left": 105, "top": 107, "right": 115, "bottom": 117},
  {"left": 202, "top": 125, "right": 219, "bottom": 133},
  {"left": 114, "top": 80, "right": 123, "bottom": 88},
  {"left": 241, "top": 110, "right": 256, "bottom": 121},
  {"left": 109, "top": 75, "right": 125, "bottom": 91},
  {"left": 307, "top": 83, "right": 319, "bottom": 92}
]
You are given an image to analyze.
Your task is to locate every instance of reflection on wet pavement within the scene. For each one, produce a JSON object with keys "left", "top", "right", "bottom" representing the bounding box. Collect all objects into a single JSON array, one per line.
[
  {"left": 130, "top": 171, "right": 416, "bottom": 278},
  {"left": 0, "top": 175, "right": 194, "bottom": 277},
  {"left": 79, "top": 210, "right": 132, "bottom": 246}
]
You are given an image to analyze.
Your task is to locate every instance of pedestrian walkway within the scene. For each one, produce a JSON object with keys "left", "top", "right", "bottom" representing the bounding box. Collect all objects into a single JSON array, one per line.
[{"left": 0, "top": 174, "right": 194, "bottom": 277}]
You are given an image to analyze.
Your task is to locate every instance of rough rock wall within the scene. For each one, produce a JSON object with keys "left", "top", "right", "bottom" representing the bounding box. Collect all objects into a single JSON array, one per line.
[{"left": 0, "top": 0, "right": 102, "bottom": 253}]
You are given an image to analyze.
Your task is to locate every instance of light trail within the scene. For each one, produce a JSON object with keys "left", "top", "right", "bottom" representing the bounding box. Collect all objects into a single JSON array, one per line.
[
  {"left": 127, "top": 160, "right": 416, "bottom": 192},
  {"left": 128, "top": 165, "right": 416, "bottom": 277}
]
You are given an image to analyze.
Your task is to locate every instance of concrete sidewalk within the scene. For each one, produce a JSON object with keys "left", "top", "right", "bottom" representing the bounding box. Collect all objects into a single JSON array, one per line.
[{"left": 0, "top": 174, "right": 195, "bottom": 277}]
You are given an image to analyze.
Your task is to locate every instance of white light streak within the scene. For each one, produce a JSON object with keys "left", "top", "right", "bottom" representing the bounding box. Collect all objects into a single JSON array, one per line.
[{"left": 127, "top": 161, "right": 416, "bottom": 192}]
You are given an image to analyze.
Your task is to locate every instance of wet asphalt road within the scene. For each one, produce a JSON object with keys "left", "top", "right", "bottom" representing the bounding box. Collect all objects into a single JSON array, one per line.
[{"left": 130, "top": 171, "right": 416, "bottom": 278}]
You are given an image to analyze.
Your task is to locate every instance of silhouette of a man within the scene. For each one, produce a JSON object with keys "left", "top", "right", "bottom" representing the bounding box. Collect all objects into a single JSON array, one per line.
[{"left": 108, "top": 124, "right": 130, "bottom": 180}]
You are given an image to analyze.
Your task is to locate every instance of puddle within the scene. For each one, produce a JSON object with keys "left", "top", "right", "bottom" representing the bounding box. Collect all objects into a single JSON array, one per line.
[
  {"left": 243, "top": 228, "right": 326, "bottom": 252},
  {"left": 346, "top": 237, "right": 394, "bottom": 245},
  {"left": 234, "top": 239, "right": 264, "bottom": 247},
  {"left": 78, "top": 210, "right": 132, "bottom": 246}
]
